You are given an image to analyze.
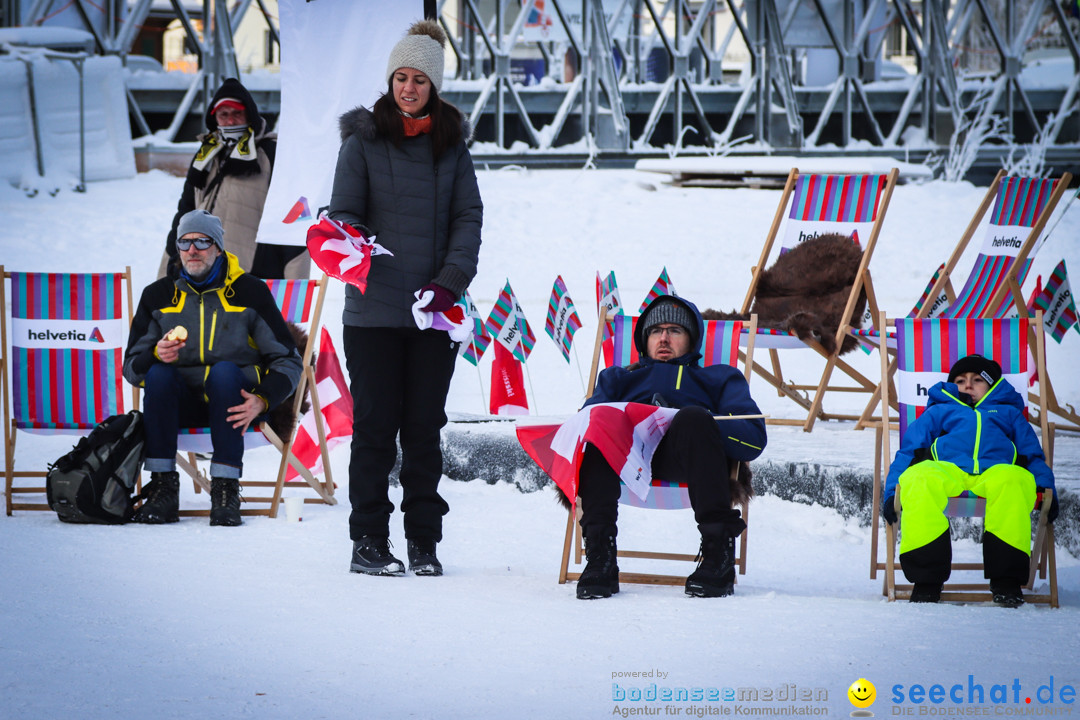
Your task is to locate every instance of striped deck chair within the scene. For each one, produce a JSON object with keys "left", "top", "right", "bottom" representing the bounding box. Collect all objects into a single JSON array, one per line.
[
  {"left": 739, "top": 167, "right": 899, "bottom": 432},
  {"left": 1, "top": 267, "right": 137, "bottom": 515},
  {"left": 855, "top": 170, "right": 1073, "bottom": 430},
  {"left": 867, "top": 313, "right": 1058, "bottom": 606},
  {"left": 558, "top": 310, "right": 758, "bottom": 587},
  {"left": 174, "top": 274, "right": 337, "bottom": 519}
]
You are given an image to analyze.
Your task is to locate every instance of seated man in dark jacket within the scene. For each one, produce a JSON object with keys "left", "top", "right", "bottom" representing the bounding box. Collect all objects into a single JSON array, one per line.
[
  {"left": 577, "top": 295, "right": 767, "bottom": 600},
  {"left": 125, "top": 210, "right": 303, "bottom": 526}
]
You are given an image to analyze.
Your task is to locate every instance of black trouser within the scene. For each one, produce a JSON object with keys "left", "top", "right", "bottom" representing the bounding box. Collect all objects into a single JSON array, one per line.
[
  {"left": 900, "top": 530, "right": 1030, "bottom": 585},
  {"left": 577, "top": 405, "right": 745, "bottom": 537},
  {"left": 344, "top": 326, "right": 457, "bottom": 542}
]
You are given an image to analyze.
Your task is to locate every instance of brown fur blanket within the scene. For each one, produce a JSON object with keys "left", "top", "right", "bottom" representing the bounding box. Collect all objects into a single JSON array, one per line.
[
  {"left": 703, "top": 233, "right": 867, "bottom": 355},
  {"left": 264, "top": 322, "right": 312, "bottom": 440}
]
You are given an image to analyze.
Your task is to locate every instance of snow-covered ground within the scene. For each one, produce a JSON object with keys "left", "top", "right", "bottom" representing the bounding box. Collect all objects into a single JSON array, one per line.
[{"left": 2, "top": 167, "right": 1079, "bottom": 719}]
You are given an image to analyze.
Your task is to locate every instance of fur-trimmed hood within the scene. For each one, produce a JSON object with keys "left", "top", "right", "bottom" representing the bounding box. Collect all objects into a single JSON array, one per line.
[{"left": 338, "top": 105, "right": 473, "bottom": 144}]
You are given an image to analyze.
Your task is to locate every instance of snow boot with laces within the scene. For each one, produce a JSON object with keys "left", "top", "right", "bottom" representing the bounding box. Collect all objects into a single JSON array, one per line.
[
  {"left": 132, "top": 471, "right": 180, "bottom": 524},
  {"left": 350, "top": 536, "right": 405, "bottom": 576},
  {"left": 576, "top": 526, "right": 619, "bottom": 599},
  {"left": 685, "top": 526, "right": 736, "bottom": 598},
  {"left": 209, "top": 477, "right": 242, "bottom": 526},
  {"left": 407, "top": 539, "right": 443, "bottom": 576}
]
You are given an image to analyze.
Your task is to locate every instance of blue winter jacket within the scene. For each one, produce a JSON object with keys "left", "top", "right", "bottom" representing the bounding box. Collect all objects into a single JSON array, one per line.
[
  {"left": 883, "top": 378, "right": 1054, "bottom": 503},
  {"left": 584, "top": 296, "right": 767, "bottom": 463}
]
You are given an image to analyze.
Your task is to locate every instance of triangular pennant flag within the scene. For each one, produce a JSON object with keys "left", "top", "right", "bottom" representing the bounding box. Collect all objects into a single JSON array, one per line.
[
  {"left": 544, "top": 275, "right": 583, "bottom": 363},
  {"left": 459, "top": 290, "right": 491, "bottom": 366},
  {"left": 485, "top": 281, "right": 536, "bottom": 363},
  {"left": 639, "top": 267, "right": 676, "bottom": 313},
  {"left": 1032, "top": 260, "right": 1080, "bottom": 343}
]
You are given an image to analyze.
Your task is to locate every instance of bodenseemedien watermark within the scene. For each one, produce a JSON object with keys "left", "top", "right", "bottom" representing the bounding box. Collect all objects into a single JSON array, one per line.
[{"left": 610, "top": 675, "right": 829, "bottom": 717}]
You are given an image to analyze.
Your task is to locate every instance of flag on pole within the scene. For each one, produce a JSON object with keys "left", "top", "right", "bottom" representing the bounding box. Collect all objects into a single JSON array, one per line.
[
  {"left": 596, "top": 271, "right": 622, "bottom": 367},
  {"left": 485, "top": 281, "right": 536, "bottom": 363},
  {"left": 458, "top": 290, "right": 491, "bottom": 366},
  {"left": 490, "top": 342, "right": 529, "bottom": 415},
  {"left": 1026, "top": 275, "right": 1042, "bottom": 386},
  {"left": 286, "top": 327, "right": 353, "bottom": 481},
  {"left": 544, "top": 276, "right": 583, "bottom": 363},
  {"left": 305, "top": 214, "right": 393, "bottom": 294},
  {"left": 639, "top": 267, "right": 677, "bottom": 313},
  {"left": 1032, "top": 259, "right": 1080, "bottom": 343}
]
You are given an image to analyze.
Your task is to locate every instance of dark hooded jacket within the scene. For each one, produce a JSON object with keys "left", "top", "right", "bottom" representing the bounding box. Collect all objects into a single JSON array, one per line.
[
  {"left": 328, "top": 105, "right": 483, "bottom": 329},
  {"left": 165, "top": 78, "right": 277, "bottom": 272},
  {"left": 884, "top": 378, "right": 1054, "bottom": 502},
  {"left": 584, "top": 295, "right": 767, "bottom": 463}
]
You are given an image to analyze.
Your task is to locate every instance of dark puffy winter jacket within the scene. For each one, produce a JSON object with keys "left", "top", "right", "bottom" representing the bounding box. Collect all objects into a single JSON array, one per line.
[
  {"left": 329, "top": 106, "right": 483, "bottom": 328},
  {"left": 124, "top": 252, "right": 302, "bottom": 411},
  {"left": 883, "top": 378, "right": 1054, "bottom": 503},
  {"left": 584, "top": 296, "right": 767, "bottom": 463}
]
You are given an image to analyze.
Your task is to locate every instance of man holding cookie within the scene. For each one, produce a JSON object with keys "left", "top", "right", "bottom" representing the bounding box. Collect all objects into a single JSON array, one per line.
[{"left": 124, "top": 209, "right": 302, "bottom": 525}]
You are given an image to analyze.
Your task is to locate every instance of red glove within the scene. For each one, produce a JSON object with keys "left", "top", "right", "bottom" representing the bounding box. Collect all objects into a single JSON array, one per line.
[{"left": 418, "top": 283, "right": 456, "bottom": 313}]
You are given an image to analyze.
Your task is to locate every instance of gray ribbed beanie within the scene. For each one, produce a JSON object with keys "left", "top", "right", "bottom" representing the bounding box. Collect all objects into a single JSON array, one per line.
[
  {"left": 641, "top": 298, "right": 694, "bottom": 336},
  {"left": 385, "top": 20, "right": 446, "bottom": 93},
  {"left": 177, "top": 209, "right": 225, "bottom": 251}
]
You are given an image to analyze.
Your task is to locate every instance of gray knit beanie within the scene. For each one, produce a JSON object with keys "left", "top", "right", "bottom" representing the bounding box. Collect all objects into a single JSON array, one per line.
[
  {"left": 641, "top": 298, "right": 694, "bottom": 337},
  {"left": 385, "top": 19, "right": 447, "bottom": 93},
  {"left": 177, "top": 209, "right": 225, "bottom": 251}
]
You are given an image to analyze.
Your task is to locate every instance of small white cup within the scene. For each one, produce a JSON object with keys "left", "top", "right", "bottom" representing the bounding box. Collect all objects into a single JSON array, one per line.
[{"left": 284, "top": 495, "right": 304, "bottom": 522}]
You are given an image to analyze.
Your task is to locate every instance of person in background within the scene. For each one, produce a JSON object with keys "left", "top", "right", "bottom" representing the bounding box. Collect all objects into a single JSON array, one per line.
[{"left": 329, "top": 19, "right": 483, "bottom": 578}]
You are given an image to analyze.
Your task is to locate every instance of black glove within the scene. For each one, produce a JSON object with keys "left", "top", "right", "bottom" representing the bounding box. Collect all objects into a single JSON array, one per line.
[
  {"left": 882, "top": 495, "right": 898, "bottom": 525},
  {"left": 1037, "top": 487, "right": 1059, "bottom": 523}
]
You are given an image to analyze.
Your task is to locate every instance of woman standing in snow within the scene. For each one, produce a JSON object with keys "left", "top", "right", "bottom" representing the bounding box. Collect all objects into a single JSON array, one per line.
[{"left": 329, "top": 19, "right": 483, "bottom": 578}]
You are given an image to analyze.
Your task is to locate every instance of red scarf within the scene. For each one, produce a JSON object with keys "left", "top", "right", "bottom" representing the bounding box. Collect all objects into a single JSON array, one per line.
[{"left": 401, "top": 114, "right": 432, "bottom": 137}]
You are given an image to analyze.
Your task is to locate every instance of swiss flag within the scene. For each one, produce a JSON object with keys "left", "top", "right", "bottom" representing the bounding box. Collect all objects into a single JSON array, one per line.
[
  {"left": 515, "top": 402, "right": 678, "bottom": 501},
  {"left": 286, "top": 327, "right": 353, "bottom": 481},
  {"left": 306, "top": 214, "right": 392, "bottom": 294},
  {"left": 490, "top": 342, "right": 529, "bottom": 415}
]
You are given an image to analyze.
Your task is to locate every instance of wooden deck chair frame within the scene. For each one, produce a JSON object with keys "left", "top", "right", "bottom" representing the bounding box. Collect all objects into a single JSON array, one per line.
[
  {"left": 866, "top": 311, "right": 1058, "bottom": 607},
  {"left": 173, "top": 274, "right": 337, "bottom": 519},
  {"left": 855, "top": 170, "right": 1074, "bottom": 432},
  {"left": 557, "top": 309, "right": 758, "bottom": 587},
  {"left": 2, "top": 266, "right": 138, "bottom": 515},
  {"left": 739, "top": 167, "right": 899, "bottom": 432}
]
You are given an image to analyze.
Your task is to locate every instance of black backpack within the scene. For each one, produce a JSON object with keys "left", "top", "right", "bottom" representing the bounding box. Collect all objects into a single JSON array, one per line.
[{"left": 46, "top": 410, "right": 146, "bottom": 524}]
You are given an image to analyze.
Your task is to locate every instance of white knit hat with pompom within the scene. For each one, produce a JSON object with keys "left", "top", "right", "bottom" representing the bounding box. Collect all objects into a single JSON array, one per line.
[{"left": 385, "top": 20, "right": 447, "bottom": 93}]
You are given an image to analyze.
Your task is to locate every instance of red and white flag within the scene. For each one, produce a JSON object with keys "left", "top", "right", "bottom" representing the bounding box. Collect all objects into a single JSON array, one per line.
[
  {"left": 490, "top": 342, "right": 529, "bottom": 416},
  {"left": 286, "top": 327, "right": 353, "bottom": 481},
  {"left": 515, "top": 402, "right": 678, "bottom": 501},
  {"left": 305, "top": 214, "right": 392, "bottom": 294}
]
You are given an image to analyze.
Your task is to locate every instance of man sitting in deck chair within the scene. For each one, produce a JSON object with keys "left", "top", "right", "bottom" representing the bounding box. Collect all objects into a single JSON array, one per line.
[
  {"left": 881, "top": 355, "right": 1058, "bottom": 607},
  {"left": 577, "top": 295, "right": 767, "bottom": 600},
  {"left": 124, "top": 210, "right": 302, "bottom": 526}
]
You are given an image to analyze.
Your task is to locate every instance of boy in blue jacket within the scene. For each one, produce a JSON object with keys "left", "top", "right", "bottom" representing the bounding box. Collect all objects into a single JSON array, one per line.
[
  {"left": 576, "top": 295, "right": 767, "bottom": 600},
  {"left": 882, "top": 355, "right": 1057, "bottom": 607}
]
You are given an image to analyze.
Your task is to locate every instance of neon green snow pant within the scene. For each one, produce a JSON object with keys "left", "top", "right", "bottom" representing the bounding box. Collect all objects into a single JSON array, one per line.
[{"left": 898, "top": 461, "right": 1036, "bottom": 555}]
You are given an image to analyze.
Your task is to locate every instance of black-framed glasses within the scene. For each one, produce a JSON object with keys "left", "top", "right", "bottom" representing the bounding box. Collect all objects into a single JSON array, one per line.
[
  {"left": 176, "top": 237, "right": 215, "bottom": 251},
  {"left": 646, "top": 325, "right": 686, "bottom": 338}
]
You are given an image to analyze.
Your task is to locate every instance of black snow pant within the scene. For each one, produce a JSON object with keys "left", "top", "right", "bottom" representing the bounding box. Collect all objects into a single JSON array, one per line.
[
  {"left": 344, "top": 325, "right": 457, "bottom": 543},
  {"left": 900, "top": 530, "right": 1030, "bottom": 585},
  {"left": 577, "top": 405, "right": 745, "bottom": 538}
]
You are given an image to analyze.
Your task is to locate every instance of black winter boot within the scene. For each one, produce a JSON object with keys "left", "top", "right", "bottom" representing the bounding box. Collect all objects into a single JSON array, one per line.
[
  {"left": 407, "top": 539, "right": 443, "bottom": 576},
  {"left": 989, "top": 579, "right": 1024, "bottom": 608},
  {"left": 132, "top": 471, "right": 180, "bottom": 524},
  {"left": 209, "top": 477, "right": 242, "bottom": 526},
  {"left": 685, "top": 527, "right": 736, "bottom": 598},
  {"left": 577, "top": 527, "right": 619, "bottom": 599},
  {"left": 350, "top": 536, "right": 405, "bottom": 576},
  {"left": 909, "top": 583, "right": 943, "bottom": 603}
]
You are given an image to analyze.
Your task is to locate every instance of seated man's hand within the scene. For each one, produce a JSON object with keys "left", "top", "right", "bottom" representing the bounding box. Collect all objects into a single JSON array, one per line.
[
  {"left": 155, "top": 337, "right": 185, "bottom": 364},
  {"left": 228, "top": 389, "right": 268, "bottom": 433},
  {"left": 882, "top": 496, "right": 898, "bottom": 525},
  {"left": 1037, "top": 487, "right": 1059, "bottom": 523}
]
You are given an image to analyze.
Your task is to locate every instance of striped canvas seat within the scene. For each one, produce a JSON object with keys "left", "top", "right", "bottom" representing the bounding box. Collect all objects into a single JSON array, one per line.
[
  {"left": 555, "top": 310, "right": 756, "bottom": 587},
  {"left": 869, "top": 314, "right": 1058, "bottom": 606},
  {"left": 738, "top": 167, "right": 899, "bottom": 431},
  {"left": 2, "top": 267, "right": 136, "bottom": 514}
]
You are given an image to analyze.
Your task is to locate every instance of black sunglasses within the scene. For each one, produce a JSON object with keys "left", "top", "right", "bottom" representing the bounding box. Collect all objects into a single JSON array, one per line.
[{"left": 176, "top": 237, "right": 216, "bottom": 251}]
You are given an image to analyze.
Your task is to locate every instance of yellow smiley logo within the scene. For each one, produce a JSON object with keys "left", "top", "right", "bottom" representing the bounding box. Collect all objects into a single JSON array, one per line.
[{"left": 848, "top": 678, "right": 876, "bottom": 708}]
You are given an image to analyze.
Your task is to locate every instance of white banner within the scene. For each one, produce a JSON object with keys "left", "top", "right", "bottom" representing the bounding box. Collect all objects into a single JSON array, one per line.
[
  {"left": 978, "top": 223, "right": 1029, "bottom": 258},
  {"left": 256, "top": 0, "right": 423, "bottom": 249},
  {"left": 897, "top": 369, "right": 1028, "bottom": 408},
  {"left": 11, "top": 318, "right": 125, "bottom": 350},
  {"left": 780, "top": 220, "right": 873, "bottom": 252},
  {"left": 521, "top": 0, "right": 634, "bottom": 43}
]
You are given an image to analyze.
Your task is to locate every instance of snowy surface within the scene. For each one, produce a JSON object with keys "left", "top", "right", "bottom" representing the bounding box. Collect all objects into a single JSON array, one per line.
[{"left": 2, "top": 168, "right": 1080, "bottom": 719}]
